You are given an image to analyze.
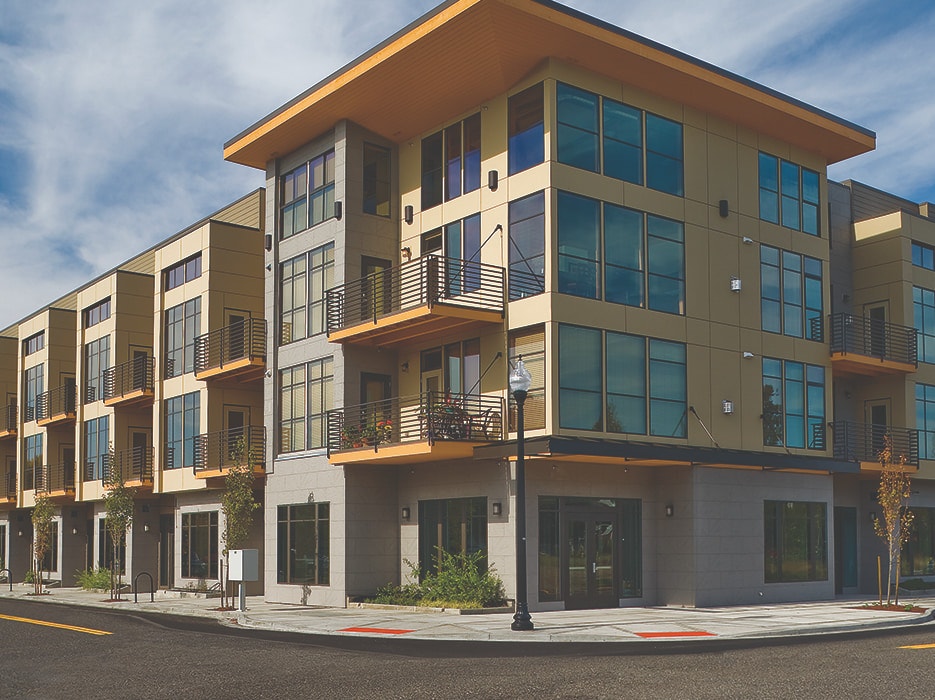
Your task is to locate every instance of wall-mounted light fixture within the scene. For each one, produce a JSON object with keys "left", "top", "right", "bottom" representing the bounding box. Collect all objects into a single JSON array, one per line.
[
  {"left": 722, "top": 400, "right": 734, "bottom": 415},
  {"left": 334, "top": 201, "right": 343, "bottom": 221},
  {"left": 488, "top": 170, "right": 499, "bottom": 191},
  {"left": 400, "top": 361, "right": 409, "bottom": 373},
  {"left": 404, "top": 205, "right": 414, "bottom": 225},
  {"left": 665, "top": 504, "right": 674, "bottom": 518},
  {"left": 730, "top": 277, "right": 742, "bottom": 292},
  {"left": 869, "top": 511, "right": 877, "bottom": 524},
  {"left": 265, "top": 233, "right": 273, "bottom": 251},
  {"left": 400, "top": 246, "right": 412, "bottom": 262},
  {"left": 401, "top": 507, "right": 411, "bottom": 521},
  {"left": 743, "top": 351, "right": 755, "bottom": 359},
  {"left": 719, "top": 199, "right": 729, "bottom": 218},
  {"left": 492, "top": 502, "right": 502, "bottom": 516},
  {"left": 72, "top": 527, "right": 78, "bottom": 535},
  {"left": 17, "top": 530, "right": 22, "bottom": 537},
  {"left": 143, "top": 523, "right": 150, "bottom": 533},
  {"left": 742, "top": 236, "right": 755, "bottom": 245}
]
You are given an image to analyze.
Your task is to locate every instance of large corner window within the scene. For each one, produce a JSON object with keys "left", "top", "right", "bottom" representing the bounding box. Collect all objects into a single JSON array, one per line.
[
  {"left": 84, "top": 336, "right": 110, "bottom": 403},
  {"left": 764, "top": 500, "right": 827, "bottom": 583},
  {"left": 556, "top": 82, "right": 683, "bottom": 196},
  {"left": 760, "top": 246, "right": 822, "bottom": 339},
  {"left": 758, "top": 153, "right": 820, "bottom": 235},
  {"left": 508, "top": 191, "right": 545, "bottom": 300},
  {"left": 914, "top": 286, "right": 935, "bottom": 363},
  {"left": 23, "top": 433, "right": 42, "bottom": 490},
  {"left": 903, "top": 507, "right": 935, "bottom": 576},
  {"left": 165, "top": 391, "right": 200, "bottom": 469},
  {"left": 164, "top": 297, "right": 201, "bottom": 378},
  {"left": 508, "top": 83, "right": 544, "bottom": 175},
  {"left": 557, "top": 191, "right": 685, "bottom": 313},
  {"left": 279, "top": 243, "right": 334, "bottom": 345},
  {"left": 280, "top": 151, "right": 336, "bottom": 239},
  {"left": 279, "top": 356, "right": 333, "bottom": 454},
  {"left": 559, "top": 324, "right": 686, "bottom": 437},
  {"left": 421, "top": 114, "right": 481, "bottom": 210},
  {"left": 363, "top": 143, "right": 391, "bottom": 217},
  {"left": 916, "top": 383, "right": 935, "bottom": 459},
  {"left": 418, "top": 497, "right": 487, "bottom": 577},
  {"left": 508, "top": 326, "right": 545, "bottom": 431},
  {"left": 181, "top": 511, "right": 218, "bottom": 579},
  {"left": 761, "top": 358, "right": 825, "bottom": 450},
  {"left": 24, "top": 363, "right": 44, "bottom": 422},
  {"left": 277, "top": 503, "right": 330, "bottom": 585}
]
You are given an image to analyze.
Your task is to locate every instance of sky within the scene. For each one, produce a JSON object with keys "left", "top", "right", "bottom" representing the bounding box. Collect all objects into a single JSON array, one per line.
[{"left": 1, "top": 0, "right": 933, "bottom": 324}]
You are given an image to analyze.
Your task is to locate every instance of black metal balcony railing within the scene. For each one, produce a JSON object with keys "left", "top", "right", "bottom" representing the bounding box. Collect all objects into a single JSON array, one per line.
[
  {"left": 327, "top": 391, "right": 505, "bottom": 452},
  {"left": 195, "top": 318, "right": 266, "bottom": 375},
  {"left": 36, "top": 385, "right": 77, "bottom": 422},
  {"left": 36, "top": 461, "right": 75, "bottom": 495},
  {"left": 817, "top": 313, "right": 918, "bottom": 366},
  {"left": 829, "top": 421, "right": 919, "bottom": 465},
  {"left": 103, "top": 356, "right": 155, "bottom": 401},
  {"left": 101, "top": 446, "right": 154, "bottom": 483},
  {"left": 1, "top": 470, "right": 15, "bottom": 500},
  {"left": 83, "top": 453, "right": 109, "bottom": 482},
  {"left": 325, "top": 255, "right": 505, "bottom": 336},
  {"left": 0, "top": 403, "right": 15, "bottom": 434},
  {"left": 193, "top": 425, "right": 265, "bottom": 474}
]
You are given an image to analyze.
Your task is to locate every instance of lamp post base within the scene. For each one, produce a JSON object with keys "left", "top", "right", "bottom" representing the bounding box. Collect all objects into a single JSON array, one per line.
[{"left": 511, "top": 603, "right": 534, "bottom": 631}]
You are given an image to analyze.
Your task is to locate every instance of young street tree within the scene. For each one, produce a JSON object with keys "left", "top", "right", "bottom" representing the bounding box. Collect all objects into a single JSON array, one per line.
[
  {"left": 220, "top": 436, "right": 260, "bottom": 608},
  {"left": 31, "top": 494, "right": 55, "bottom": 595},
  {"left": 872, "top": 436, "right": 914, "bottom": 605},
  {"left": 103, "top": 451, "right": 136, "bottom": 600}
]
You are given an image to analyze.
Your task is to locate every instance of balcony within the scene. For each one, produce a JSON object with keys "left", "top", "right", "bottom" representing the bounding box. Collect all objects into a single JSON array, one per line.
[
  {"left": 102, "top": 447, "right": 155, "bottom": 489},
  {"left": 0, "top": 470, "right": 15, "bottom": 505},
  {"left": 36, "top": 462, "right": 76, "bottom": 500},
  {"left": 36, "top": 385, "right": 77, "bottom": 427},
  {"left": 817, "top": 313, "right": 918, "bottom": 376},
  {"left": 0, "top": 403, "right": 15, "bottom": 439},
  {"left": 194, "top": 318, "right": 266, "bottom": 383},
  {"left": 326, "top": 255, "right": 505, "bottom": 348},
  {"left": 326, "top": 391, "right": 504, "bottom": 466},
  {"left": 828, "top": 421, "right": 919, "bottom": 470},
  {"left": 103, "top": 357, "right": 155, "bottom": 407},
  {"left": 193, "top": 425, "right": 266, "bottom": 479}
]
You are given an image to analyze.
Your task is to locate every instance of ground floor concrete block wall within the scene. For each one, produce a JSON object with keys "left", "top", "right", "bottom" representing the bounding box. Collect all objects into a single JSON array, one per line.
[
  {"left": 654, "top": 466, "right": 695, "bottom": 607},
  {"left": 344, "top": 465, "right": 399, "bottom": 596},
  {"left": 264, "top": 452, "right": 346, "bottom": 607}
]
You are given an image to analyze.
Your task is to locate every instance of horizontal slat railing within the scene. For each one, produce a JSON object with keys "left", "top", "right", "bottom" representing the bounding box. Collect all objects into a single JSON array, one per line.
[
  {"left": 103, "top": 357, "right": 155, "bottom": 401},
  {"left": 193, "top": 425, "right": 265, "bottom": 473},
  {"left": 327, "top": 391, "right": 505, "bottom": 452},
  {"left": 36, "top": 385, "right": 76, "bottom": 421},
  {"left": 326, "top": 255, "right": 505, "bottom": 335},
  {"left": 829, "top": 421, "right": 919, "bottom": 465},
  {"left": 1, "top": 469, "right": 15, "bottom": 499},
  {"left": 104, "top": 446, "right": 154, "bottom": 484},
  {"left": 195, "top": 318, "right": 266, "bottom": 375},
  {"left": 36, "top": 461, "right": 75, "bottom": 494},
  {"left": 0, "top": 404, "right": 15, "bottom": 433},
  {"left": 821, "top": 313, "right": 918, "bottom": 366}
]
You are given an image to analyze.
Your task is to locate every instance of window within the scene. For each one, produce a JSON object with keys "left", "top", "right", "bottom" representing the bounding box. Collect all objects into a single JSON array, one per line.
[
  {"left": 84, "top": 416, "right": 109, "bottom": 481},
  {"left": 84, "top": 298, "right": 111, "bottom": 328},
  {"left": 555, "top": 83, "right": 683, "bottom": 196},
  {"left": 508, "top": 327, "right": 545, "bottom": 431},
  {"left": 762, "top": 358, "right": 825, "bottom": 449},
  {"left": 40, "top": 521, "right": 58, "bottom": 573},
  {"left": 165, "top": 391, "right": 200, "bottom": 469},
  {"left": 764, "top": 500, "right": 827, "bottom": 583},
  {"left": 760, "top": 246, "right": 823, "bottom": 339},
  {"left": 165, "top": 254, "right": 202, "bottom": 291},
  {"left": 23, "top": 332, "right": 44, "bottom": 356},
  {"left": 164, "top": 297, "right": 201, "bottom": 377},
  {"left": 279, "top": 243, "right": 333, "bottom": 345},
  {"left": 418, "top": 497, "right": 486, "bottom": 576},
  {"left": 279, "top": 357, "right": 333, "bottom": 454},
  {"left": 508, "top": 191, "right": 545, "bottom": 300},
  {"left": 913, "top": 241, "right": 935, "bottom": 271},
  {"left": 277, "top": 503, "right": 329, "bottom": 585},
  {"left": 98, "top": 519, "right": 125, "bottom": 575},
  {"left": 421, "top": 114, "right": 481, "bottom": 210},
  {"left": 280, "top": 151, "right": 335, "bottom": 239},
  {"left": 914, "top": 286, "right": 935, "bottom": 363},
  {"left": 903, "top": 507, "right": 935, "bottom": 576},
  {"left": 181, "top": 511, "right": 218, "bottom": 579},
  {"left": 758, "top": 153, "right": 820, "bottom": 235},
  {"left": 916, "top": 383, "right": 935, "bottom": 460},
  {"left": 558, "top": 192, "right": 685, "bottom": 313},
  {"left": 508, "top": 83, "right": 544, "bottom": 175},
  {"left": 24, "top": 433, "right": 42, "bottom": 490},
  {"left": 24, "top": 363, "right": 43, "bottom": 422},
  {"left": 559, "top": 324, "right": 687, "bottom": 437},
  {"left": 443, "top": 215, "right": 481, "bottom": 296},
  {"left": 362, "top": 143, "right": 391, "bottom": 217},
  {"left": 84, "top": 336, "right": 110, "bottom": 403}
]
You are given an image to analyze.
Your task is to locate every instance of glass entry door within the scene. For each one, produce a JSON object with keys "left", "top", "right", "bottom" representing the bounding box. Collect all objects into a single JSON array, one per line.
[{"left": 565, "top": 515, "right": 616, "bottom": 609}]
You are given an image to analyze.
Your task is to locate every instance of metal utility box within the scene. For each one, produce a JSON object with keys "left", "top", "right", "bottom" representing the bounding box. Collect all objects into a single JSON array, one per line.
[{"left": 228, "top": 549, "right": 259, "bottom": 582}]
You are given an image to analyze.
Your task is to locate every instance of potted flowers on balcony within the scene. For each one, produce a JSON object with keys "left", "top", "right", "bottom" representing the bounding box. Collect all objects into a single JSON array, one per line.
[
  {"left": 340, "top": 424, "right": 365, "bottom": 448},
  {"left": 340, "top": 418, "right": 393, "bottom": 448}
]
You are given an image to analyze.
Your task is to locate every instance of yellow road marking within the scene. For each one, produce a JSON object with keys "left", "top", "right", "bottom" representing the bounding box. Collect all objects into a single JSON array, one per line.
[
  {"left": 899, "top": 642, "right": 935, "bottom": 649},
  {"left": 0, "top": 613, "right": 112, "bottom": 635}
]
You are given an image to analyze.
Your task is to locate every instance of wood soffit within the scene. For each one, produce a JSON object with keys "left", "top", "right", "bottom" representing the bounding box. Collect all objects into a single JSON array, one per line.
[{"left": 224, "top": 0, "right": 875, "bottom": 170}]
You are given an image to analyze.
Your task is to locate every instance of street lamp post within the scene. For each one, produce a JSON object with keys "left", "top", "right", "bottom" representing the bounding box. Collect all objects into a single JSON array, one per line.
[{"left": 509, "top": 357, "right": 534, "bottom": 631}]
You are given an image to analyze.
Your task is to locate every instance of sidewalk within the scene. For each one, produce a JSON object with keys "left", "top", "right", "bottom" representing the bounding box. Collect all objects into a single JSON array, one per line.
[{"left": 1, "top": 585, "right": 933, "bottom": 644}]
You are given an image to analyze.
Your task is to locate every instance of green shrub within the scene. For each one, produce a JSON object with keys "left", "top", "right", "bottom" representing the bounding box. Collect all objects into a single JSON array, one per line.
[
  {"left": 76, "top": 567, "right": 112, "bottom": 591},
  {"left": 24, "top": 569, "right": 34, "bottom": 584},
  {"left": 371, "top": 581, "right": 423, "bottom": 606}
]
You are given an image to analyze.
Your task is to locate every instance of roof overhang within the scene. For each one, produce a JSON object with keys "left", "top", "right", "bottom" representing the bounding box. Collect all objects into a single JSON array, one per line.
[
  {"left": 473, "top": 435, "right": 860, "bottom": 474},
  {"left": 224, "top": 0, "right": 875, "bottom": 170}
]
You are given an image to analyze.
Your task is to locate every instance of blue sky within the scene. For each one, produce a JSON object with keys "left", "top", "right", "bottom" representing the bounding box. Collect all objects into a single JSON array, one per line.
[{"left": 1, "top": 0, "right": 933, "bottom": 323}]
